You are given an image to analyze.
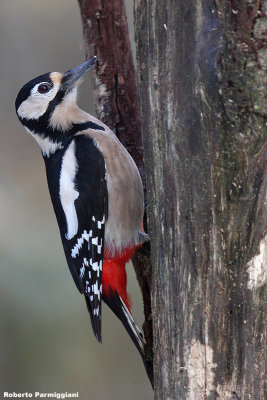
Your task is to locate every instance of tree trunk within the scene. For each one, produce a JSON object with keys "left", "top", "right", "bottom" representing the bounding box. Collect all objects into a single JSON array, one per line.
[
  {"left": 77, "top": 0, "right": 153, "bottom": 385},
  {"left": 135, "top": 0, "right": 267, "bottom": 399}
]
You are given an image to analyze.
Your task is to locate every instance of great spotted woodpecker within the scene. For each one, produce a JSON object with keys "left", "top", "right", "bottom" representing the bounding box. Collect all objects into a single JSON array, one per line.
[{"left": 15, "top": 57, "right": 148, "bottom": 361}]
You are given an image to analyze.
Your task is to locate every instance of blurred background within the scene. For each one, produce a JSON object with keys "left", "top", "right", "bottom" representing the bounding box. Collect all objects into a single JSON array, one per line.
[{"left": 0, "top": 1, "right": 153, "bottom": 398}]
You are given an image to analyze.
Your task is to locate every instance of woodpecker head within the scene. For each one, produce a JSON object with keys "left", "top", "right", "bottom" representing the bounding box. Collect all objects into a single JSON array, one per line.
[{"left": 15, "top": 57, "right": 97, "bottom": 156}]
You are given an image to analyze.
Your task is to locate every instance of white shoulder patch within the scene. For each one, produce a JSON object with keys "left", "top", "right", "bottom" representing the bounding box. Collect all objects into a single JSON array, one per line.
[
  {"left": 59, "top": 140, "right": 79, "bottom": 240},
  {"left": 24, "top": 127, "right": 63, "bottom": 157}
]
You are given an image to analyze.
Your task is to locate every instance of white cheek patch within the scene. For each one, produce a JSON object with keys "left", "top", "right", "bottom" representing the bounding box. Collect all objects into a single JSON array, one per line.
[
  {"left": 24, "top": 127, "right": 63, "bottom": 157},
  {"left": 17, "top": 81, "right": 61, "bottom": 120},
  {"left": 18, "top": 97, "right": 50, "bottom": 120},
  {"left": 59, "top": 140, "right": 79, "bottom": 240}
]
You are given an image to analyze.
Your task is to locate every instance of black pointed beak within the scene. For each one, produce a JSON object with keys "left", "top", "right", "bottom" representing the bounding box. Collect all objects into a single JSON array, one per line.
[{"left": 62, "top": 57, "right": 97, "bottom": 91}]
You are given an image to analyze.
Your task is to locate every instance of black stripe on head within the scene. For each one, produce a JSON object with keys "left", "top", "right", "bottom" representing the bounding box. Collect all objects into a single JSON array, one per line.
[{"left": 15, "top": 73, "right": 52, "bottom": 111}]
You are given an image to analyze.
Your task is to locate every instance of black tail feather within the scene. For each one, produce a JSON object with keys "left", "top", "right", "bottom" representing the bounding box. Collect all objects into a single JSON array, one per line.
[
  {"left": 85, "top": 291, "right": 153, "bottom": 387},
  {"left": 84, "top": 294, "right": 102, "bottom": 343},
  {"left": 103, "top": 292, "right": 153, "bottom": 383}
]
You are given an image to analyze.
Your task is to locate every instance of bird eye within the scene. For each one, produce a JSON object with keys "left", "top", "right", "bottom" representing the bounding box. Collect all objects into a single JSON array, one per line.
[{"left": 37, "top": 83, "right": 51, "bottom": 94}]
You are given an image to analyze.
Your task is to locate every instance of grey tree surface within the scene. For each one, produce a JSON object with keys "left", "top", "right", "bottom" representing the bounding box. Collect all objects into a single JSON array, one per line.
[
  {"left": 78, "top": 0, "right": 267, "bottom": 398},
  {"left": 135, "top": 1, "right": 267, "bottom": 399}
]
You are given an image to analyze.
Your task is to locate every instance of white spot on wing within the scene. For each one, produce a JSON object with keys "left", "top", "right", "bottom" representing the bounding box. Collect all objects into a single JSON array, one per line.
[
  {"left": 92, "top": 282, "right": 101, "bottom": 300},
  {"left": 83, "top": 257, "right": 89, "bottom": 266},
  {"left": 92, "top": 237, "right": 103, "bottom": 254},
  {"left": 80, "top": 265, "right": 85, "bottom": 278},
  {"left": 92, "top": 238, "right": 98, "bottom": 246},
  {"left": 71, "top": 230, "right": 92, "bottom": 258},
  {"left": 85, "top": 281, "right": 90, "bottom": 293},
  {"left": 59, "top": 140, "right": 79, "bottom": 240},
  {"left": 93, "top": 307, "right": 99, "bottom": 316},
  {"left": 97, "top": 216, "right": 105, "bottom": 229},
  {"left": 89, "top": 258, "right": 101, "bottom": 277}
]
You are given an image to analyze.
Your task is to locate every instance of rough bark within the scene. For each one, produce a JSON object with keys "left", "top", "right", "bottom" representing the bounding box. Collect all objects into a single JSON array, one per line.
[
  {"left": 77, "top": 0, "right": 153, "bottom": 385},
  {"left": 135, "top": 0, "right": 267, "bottom": 399}
]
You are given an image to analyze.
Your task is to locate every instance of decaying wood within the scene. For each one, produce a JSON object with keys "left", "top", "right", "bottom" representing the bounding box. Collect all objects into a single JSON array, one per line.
[
  {"left": 77, "top": 0, "right": 153, "bottom": 385},
  {"left": 135, "top": 0, "right": 267, "bottom": 399}
]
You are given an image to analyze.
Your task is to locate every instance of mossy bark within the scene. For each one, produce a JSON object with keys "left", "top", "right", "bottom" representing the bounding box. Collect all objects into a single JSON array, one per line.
[{"left": 135, "top": 0, "right": 266, "bottom": 399}]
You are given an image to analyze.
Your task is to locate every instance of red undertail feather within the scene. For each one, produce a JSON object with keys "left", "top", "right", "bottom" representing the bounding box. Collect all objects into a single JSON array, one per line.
[{"left": 102, "top": 246, "right": 138, "bottom": 310}]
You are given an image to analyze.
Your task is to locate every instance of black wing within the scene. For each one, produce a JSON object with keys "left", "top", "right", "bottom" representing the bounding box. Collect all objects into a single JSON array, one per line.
[{"left": 57, "top": 134, "right": 108, "bottom": 342}]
